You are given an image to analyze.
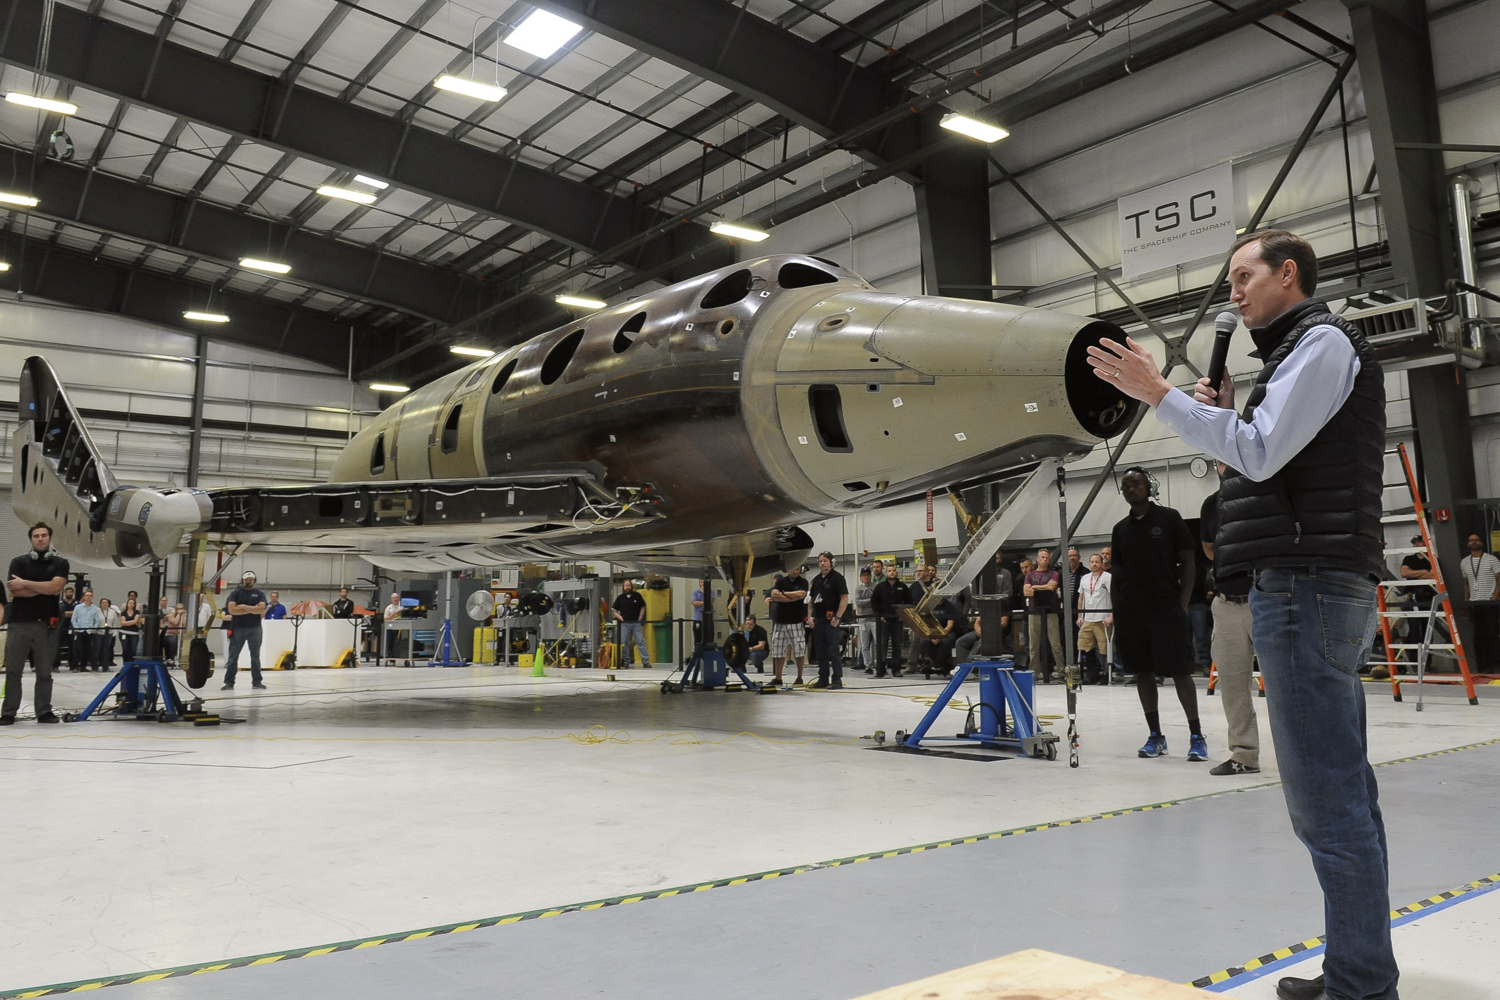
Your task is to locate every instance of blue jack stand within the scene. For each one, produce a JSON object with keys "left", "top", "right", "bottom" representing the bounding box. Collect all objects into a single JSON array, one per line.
[
  {"left": 69, "top": 660, "right": 201, "bottom": 723},
  {"left": 661, "top": 645, "right": 761, "bottom": 693},
  {"left": 428, "top": 618, "right": 467, "bottom": 667},
  {"left": 902, "top": 658, "right": 1059, "bottom": 760}
]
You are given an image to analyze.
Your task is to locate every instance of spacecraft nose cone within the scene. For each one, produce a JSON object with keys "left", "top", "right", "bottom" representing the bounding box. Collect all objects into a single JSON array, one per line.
[{"left": 868, "top": 297, "right": 1137, "bottom": 438}]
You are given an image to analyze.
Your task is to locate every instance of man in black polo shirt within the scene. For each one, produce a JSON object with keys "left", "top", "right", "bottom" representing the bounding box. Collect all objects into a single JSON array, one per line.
[
  {"left": 807, "top": 551, "right": 849, "bottom": 689},
  {"left": 1201, "top": 465, "right": 1261, "bottom": 775},
  {"left": 331, "top": 587, "right": 355, "bottom": 618},
  {"left": 2, "top": 522, "right": 70, "bottom": 725},
  {"left": 609, "top": 578, "right": 651, "bottom": 668},
  {"left": 869, "top": 563, "right": 911, "bottom": 678},
  {"left": 743, "top": 614, "right": 769, "bottom": 672},
  {"left": 1110, "top": 468, "right": 1204, "bottom": 761},
  {"left": 223, "top": 570, "right": 269, "bottom": 690},
  {"left": 766, "top": 565, "right": 808, "bottom": 687}
]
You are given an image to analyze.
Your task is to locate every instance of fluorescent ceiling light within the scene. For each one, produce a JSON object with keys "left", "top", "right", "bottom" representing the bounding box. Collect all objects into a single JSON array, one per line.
[
  {"left": 317, "top": 185, "right": 377, "bottom": 205},
  {"left": 505, "top": 9, "right": 583, "bottom": 59},
  {"left": 369, "top": 383, "right": 410, "bottom": 393},
  {"left": 0, "top": 262, "right": 11, "bottom": 272},
  {"left": 433, "top": 75, "right": 507, "bottom": 102},
  {"left": 183, "top": 310, "right": 230, "bottom": 323},
  {"left": 6, "top": 92, "right": 78, "bottom": 115},
  {"left": 555, "top": 294, "right": 606, "bottom": 309},
  {"left": 0, "top": 192, "right": 40, "bottom": 208},
  {"left": 353, "top": 175, "right": 389, "bottom": 189},
  {"left": 939, "top": 112, "right": 1009, "bottom": 143},
  {"left": 709, "top": 221, "right": 769, "bottom": 242},
  {"left": 450, "top": 345, "right": 495, "bottom": 357},
  {"left": 239, "top": 257, "right": 291, "bottom": 275}
]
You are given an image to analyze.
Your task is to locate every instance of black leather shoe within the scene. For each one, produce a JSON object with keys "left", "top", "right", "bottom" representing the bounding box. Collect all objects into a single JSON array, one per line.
[
  {"left": 36, "top": 713, "right": 60, "bottom": 724},
  {"left": 0, "top": 717, "right": 14, "bottom": 726},
  {"left": 1276, "top": 974, "right": 1325, "bottom": 1000}
]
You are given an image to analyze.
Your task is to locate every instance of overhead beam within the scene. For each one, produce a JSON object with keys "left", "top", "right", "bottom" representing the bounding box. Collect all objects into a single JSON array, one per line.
[
  {"left": 0, "top": 230, "right": 397, "bottom": 372},
  {"left": 0, "top": 0, "right": 712, "bottom": 271},
  {"left": 26, "top": 155, "right": 483, "bottom": 324}
]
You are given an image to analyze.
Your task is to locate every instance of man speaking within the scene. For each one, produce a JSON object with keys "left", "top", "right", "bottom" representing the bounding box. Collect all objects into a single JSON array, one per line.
[{"left": 1089, "top": 229, "right": 1392, "bottom": 1000}]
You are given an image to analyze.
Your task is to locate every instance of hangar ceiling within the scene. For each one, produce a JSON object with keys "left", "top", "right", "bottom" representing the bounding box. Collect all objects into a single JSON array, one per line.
[{"left": 0, "top": 0, "right": 1329, "bottom": 381}]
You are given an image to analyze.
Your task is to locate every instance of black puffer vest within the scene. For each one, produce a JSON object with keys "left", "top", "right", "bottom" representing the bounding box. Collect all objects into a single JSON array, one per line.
[{"left": 1214, "top": 299, "right": 1385, "bottom": 581}]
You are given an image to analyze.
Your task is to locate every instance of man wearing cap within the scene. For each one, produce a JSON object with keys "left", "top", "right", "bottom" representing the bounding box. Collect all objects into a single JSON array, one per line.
[{"left": 223, "top": 570, "right": 269, "bottom": 690}]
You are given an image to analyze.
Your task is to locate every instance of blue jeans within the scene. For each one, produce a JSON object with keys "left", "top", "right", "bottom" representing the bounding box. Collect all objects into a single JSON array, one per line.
[
  {"left": 1188, "top": 602, "right": 1212, "bottom": 669},
  {"left": 1251, "top": 567, "right": 1397, "bottom": 1000},
  {"left": 618, "top": 621, "right": 650, "bottom": 666},
  {"left": 813, "top": 618, "right": 842, "bottom": 683},
  {"left": 224, "top": 628, "right": 263, "bottom": 687},
  {"left": 748, "top": 649, "right": 768, "bottom": 672}
]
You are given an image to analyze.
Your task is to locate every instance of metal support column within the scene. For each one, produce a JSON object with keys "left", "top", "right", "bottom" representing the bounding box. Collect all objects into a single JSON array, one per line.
[
  {"left": 915, "top": 112, "right": 993, "bottom": 301},
  {"left": 1343, "top": 0, "right": 1474, "bottom": 654},
  {"left": 177, "top": 334, "right": 208, "bottom": 607}
]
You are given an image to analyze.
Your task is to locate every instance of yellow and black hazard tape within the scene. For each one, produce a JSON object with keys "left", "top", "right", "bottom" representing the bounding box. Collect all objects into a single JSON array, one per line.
[
  {"left": 7, "top": 737, "right": 1497, "bottom": 998},
  {"left": 1191, "top": 873, "right": 1500, "bottom": 988},
  {"left": 1373, "top": 735, "right": 1500, "bottom": 767}
]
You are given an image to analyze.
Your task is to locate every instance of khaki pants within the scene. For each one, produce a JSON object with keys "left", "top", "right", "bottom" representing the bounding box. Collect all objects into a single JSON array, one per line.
[
  {"left": 1028, "top": 611, "right": 1065, "bottom": 679},
  {"left": 1211, "top": 596, "right": 1260, "bottom": 768},
  {"left": 1078, "top": 620, "right": 1110, "bottom": 653}
]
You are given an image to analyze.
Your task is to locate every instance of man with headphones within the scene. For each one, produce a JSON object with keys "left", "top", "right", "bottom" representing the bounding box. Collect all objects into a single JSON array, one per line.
[
  {"left": 1110, "top": 468, "right": 1204, "bottom": 760},
  {"left": 222, "top": 570, "right": 269, "bottom": 690},
  {"left": 1, "top": 522, "right": 70, "bottom": 725}
]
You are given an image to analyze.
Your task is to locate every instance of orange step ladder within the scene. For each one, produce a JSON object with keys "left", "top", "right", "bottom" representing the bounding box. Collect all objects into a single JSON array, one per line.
[{"left": 1370, "top": 443, "right": 1479, "bottom": 705}]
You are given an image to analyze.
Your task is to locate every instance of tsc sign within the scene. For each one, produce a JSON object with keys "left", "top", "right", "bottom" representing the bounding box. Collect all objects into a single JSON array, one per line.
[{"left": 1117, "top": 162, "right": 1237, "bottom": 279}]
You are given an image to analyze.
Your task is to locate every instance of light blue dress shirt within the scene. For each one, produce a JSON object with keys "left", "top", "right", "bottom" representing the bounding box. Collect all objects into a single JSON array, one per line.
[
  {"left": 71, "top": 603, "right": 104, "bottom": 631},
  {"left": 1155, "top": 325, "right": 1361, "bottom": 482}
]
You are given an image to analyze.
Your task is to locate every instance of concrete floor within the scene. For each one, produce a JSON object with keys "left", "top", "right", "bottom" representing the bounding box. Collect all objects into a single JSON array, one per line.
[{"left": 2, "top": 663, "right": 1497, "bottom": 997}]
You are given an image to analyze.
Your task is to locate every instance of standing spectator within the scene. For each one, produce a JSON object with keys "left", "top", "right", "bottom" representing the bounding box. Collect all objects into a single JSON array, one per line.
[
  {"left": 382, "top": 592, "right": 403, "bottom": 662},
  {"left": 163, "top": 603, "right": 186, "bottom": 666},
  {"left": 197, "top": 590, "right": 217, "bottom": 630},
  {"left": 1066, "top": 546, "right": 1085, "bottom": 654},
  {"left": 1, "top": 522, "right": 69, "bottom": 725},
  {"left": 610, "top": 578, "right": 651, "bottom": 668},
  {"left": 991, "top": 553, "right": 1014, "bottom": 652},
  {"left": 690, "top": 581, "right": 706, "bottom": 646},
  {"left": 1076, "top": 553, "right": 1113, "bottom": 684},
  {"left": 118, "top": 597, "right": 143, "bottom": 663},
  {"left": 743, "top": 614, "right": 769, "bottom": 673},
  {"left": 1101, "top": 547, "right": 1113, "bottom": 571},
  {"left": 766, "top": 565, "right": 808, "bottom": 687},
  {"left": 1187, "top": 539, "right": 1214, "bottom": 674},
  {"left": 1109, "top": 468, "right": 1204, "bottom": 761},
  {"left": 1461, "top": 534, "right": 1500, "bottom": 672},
  {"left": 98, "top": 598, "right": 120, "bottom": 669},
  {"left": 71, "top": 591, "right": 103, "bottom": 672},
  {"left": 853, "top": 566, "right": 876, "bottom": 669},
  {"left": 331, "top": 588, "right": 355, "bottom": 619},
  {"left": 223, "top": 571, "right": 269, "bottom": 690},
  {"left": 869, "top": 563, "right": 911, "bottom": 678},
  {"left": 1024, "top": 549, "right": 1065, "bottom": 683},
  {"left": 1010, "top": 557, "right": 1032, "bottom": 661},
  {"left": 906, "top": 564, "right": 937, "bottom": 672},
  {"left": 59, "top": 585, "right": 77, "bottom": 671},
  {"left": 807, "top": 552, "right": 849, "bottom": 689},
  {"left": 1202, "top": 466, "right": 1261, "bottom": 775},
  {"left": 265, "top": 593, "right": 288, "bottom": 620}
]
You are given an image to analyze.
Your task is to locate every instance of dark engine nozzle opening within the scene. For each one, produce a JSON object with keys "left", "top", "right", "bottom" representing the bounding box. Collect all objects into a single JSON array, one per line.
[{"left": 1066, "top": 321, "right": 1142, "bottom": 438}]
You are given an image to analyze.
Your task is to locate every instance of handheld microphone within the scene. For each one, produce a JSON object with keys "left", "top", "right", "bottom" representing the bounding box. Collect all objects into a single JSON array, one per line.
[{"left": 1206, "top": 312, "right": 1237, "bottom": 396}]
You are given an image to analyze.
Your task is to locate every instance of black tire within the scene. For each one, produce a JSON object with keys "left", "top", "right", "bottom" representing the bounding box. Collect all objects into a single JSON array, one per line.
[{"left": 722, "top": 632, "right": 749, "bottom": 670}]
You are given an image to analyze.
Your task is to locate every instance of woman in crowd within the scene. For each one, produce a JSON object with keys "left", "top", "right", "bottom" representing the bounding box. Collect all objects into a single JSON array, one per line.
[{"left": 119, "top": 597, "right": 143, "bottom": 663}]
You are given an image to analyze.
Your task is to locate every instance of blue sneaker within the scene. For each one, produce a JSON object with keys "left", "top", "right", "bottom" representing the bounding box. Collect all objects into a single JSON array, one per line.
[
  {"left": 1138, "top": 733, "right": 1168, "bottom": 758},
  {"left": 1188, "top": 734, "right": 1208, "bottom": 761}
]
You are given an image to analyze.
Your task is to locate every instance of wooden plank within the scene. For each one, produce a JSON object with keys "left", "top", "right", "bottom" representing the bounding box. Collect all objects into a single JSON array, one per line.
[{"left": 849, "top": 948, "right": 1220, "bottom": 1000}]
